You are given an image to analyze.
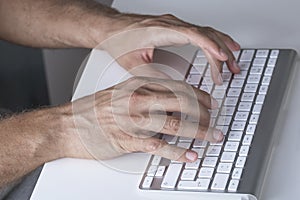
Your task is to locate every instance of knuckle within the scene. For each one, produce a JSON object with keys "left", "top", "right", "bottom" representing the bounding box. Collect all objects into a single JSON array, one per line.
[
  {"left": 199, "top": 126, "right": 209, "bottom": 135},
  {"left": 164, "top": 117, "right": 181, "bottom": 133},
  {"left": 161, "top": 14, "right": 177, "bottom": 19},
  {"left": 145, "top": 139, "right": 166, "bottom": 152}
]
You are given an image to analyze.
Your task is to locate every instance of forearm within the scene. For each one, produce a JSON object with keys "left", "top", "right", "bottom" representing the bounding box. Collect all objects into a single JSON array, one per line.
[
  {"left": 0, "top": 104, "right": 87, "bottom": 188},
  {"left": 0, "top": 0, "right": 127, "bottom": 48}
]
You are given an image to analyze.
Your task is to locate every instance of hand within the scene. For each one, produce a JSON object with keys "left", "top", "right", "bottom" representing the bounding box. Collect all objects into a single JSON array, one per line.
[
  {"left": 69, "top": 77, "right": 223, "bottom": 162},
  {"left": 100, "top": 14, "right": 241, "bottom": 83}
]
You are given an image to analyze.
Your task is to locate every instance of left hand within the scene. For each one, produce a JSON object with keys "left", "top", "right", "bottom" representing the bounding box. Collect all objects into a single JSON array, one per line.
[{"left": 100, "top": 13, "right": 241, "bottom": 83}]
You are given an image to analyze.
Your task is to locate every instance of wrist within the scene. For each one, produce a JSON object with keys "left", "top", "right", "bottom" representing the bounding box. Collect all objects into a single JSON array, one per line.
[{"left": 57, "top": 103, "right": 92, "bottom": 159}]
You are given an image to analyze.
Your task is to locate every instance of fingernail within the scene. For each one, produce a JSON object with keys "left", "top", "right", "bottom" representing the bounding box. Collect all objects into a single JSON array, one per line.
[
  {"left": 185, "top": 151, "right": 197, "bottom": 161},
  {"left": 213, "top": 129, "right": 224, "bottom": 141},
  {"left": 211, "top": 98, "right": 219, "bottom": 109}
]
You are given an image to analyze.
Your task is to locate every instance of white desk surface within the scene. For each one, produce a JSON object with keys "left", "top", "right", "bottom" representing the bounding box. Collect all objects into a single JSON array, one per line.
[{"left": 31, "top": 0, "right": 300, "bottom": 199}]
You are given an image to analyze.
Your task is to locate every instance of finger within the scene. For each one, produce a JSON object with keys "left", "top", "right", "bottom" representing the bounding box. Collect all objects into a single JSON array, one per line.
[
  {"left": 139, "top": 78, "right": 219, "bottom": 109},
  {"left": 190, "top": 30, "right": 228, "bottom": 62},
  {"left": 211, "top": 34, "right": 241, "bottom": 74},
  {"left": 214, "top": 30, "right": 241, "bottom": 51},
  {"left": 132, "top": 137, "right": 198, "bottom": 162},
  {"left": 136, "top": 115, "right": 224, "bottom": 142},
  {"left": 202, "top": 51, "right": 223, "bottom": 85},
  {"left": 138, "top": 91, "right": 211, "bottom": 120}
]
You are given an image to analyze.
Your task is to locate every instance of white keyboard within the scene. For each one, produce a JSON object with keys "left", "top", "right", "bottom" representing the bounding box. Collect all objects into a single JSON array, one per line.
[{"left": 140, "top": 49, "right": 288, "bottom": 193}]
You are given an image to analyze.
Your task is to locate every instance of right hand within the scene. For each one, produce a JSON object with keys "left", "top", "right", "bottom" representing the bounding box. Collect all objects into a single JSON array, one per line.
[{"left": 69, "top": 76, "right": 224, "bottom": 163}]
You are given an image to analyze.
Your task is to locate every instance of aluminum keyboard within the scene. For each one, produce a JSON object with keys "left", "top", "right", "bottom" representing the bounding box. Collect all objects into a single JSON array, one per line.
[{"left": 140, "top": 49, "right": 281, "bottom": 192}]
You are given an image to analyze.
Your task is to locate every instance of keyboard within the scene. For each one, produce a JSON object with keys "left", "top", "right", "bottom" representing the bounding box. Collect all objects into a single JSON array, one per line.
[{"left": 139, "top": 49, "right": 297, "bottom": 195}]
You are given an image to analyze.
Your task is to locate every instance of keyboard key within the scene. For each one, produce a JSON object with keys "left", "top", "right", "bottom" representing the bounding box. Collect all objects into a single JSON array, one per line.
[
  {"left": 262, "top": 76, "right": 271, "bottom": 85},
  {"left": 241, "top": 93, "right": 255, "bottom": 102},
  {"left": 151, "top": 155, "right": 162, "bottom": 165},
  {"left": 202, "top": 77, "right": 214, "bottom": 85},
  {"left": 238, "top": 62, "right": 251, "bottom": 71},
  {"left": 210, "top": 109, "right": 219, "bottom": 118},
  {"left": 242, "top": 135, "right": 253, "bottom": 145},
  {"left": 247, "top": 74, "right": 261, "bottom": 84},
  {"left": 187, "top": 74, "right": 201, "bottom": 85},
  {"left": 155, "top": 166, "right": 166, "bottom": 177},
  {"left": 179, "top": 137, "right": 194, "bottom": 142},
  {"left": 178, "top": 179, "right": 210, "bottom": 190},
  {"left": 233, "top": 70, "right": 248, "bottom": 79},
  {"left": 142, "top": 176, "right": 153, "bottom": 188},
  {"left": 244, "top": 83, "right": 258, "bottom": 93},
  {"left": 161, "top": 164, "right": 183, "bottom": 188},
  {"left": 202, "top": 157, "right": 218, "bottom": 167},
  {"left": 215, "top": 81, "right": 229, "bottom": 90},
  {"left": 264, "top": 67, "right": 274, "bottom": 76},
  {"left": 185, "top": 159, "right": 201, "bottom": 169},
  {"left": 198, "top": 167, "right": 214, "bottom": 179},
  {"left": 231, "top": 121, "right": 246, "bottom": 131},
  {"left": 255, "top": 94, "right": 266, "bottom": 104},
  {"left": 222, "top": 72, "right": 232, "bottom": 82},
  {"left": 221, "top": 106, "right": 235, "bottom": 116},
  {"left": 189, "top": 67, "right": 201, "bottom": 75},
  {"left": 211, "top": 173, "right": 229, "bottom": 190},
  {"left": 238, "top": 102, "right": 252, "bottom": 111},
  {"left": 177, "top": 142, "right": 191, "bottom": 149},
  {"left": 252, "top": 104, "right": 262, "bottom": 114},
  {"left": 224, "top": 141, "right": 239, "bottom": 152},
  {"left": 250, "top": 66, "right": 264, "bottom": 75},
  {"left": 270, "top": 50, "right": 279, "bottom": 58},
  {"left": 213, "top": 89, "right": 226, "bottom": 99},
  {"left": 206, "top": 146, "right": 222, "bottom": 156},
  {"left": 249, "top": 114, "right": 259, "bottom": 124},
  {"left": 147, "top": 165, "right": 158, "bottom": 176},
  {"left": 246, "top": 124, "right": 256, "bottom": 135},
  {"left": 200, "top": 85, "right": 213, "bottom": 94},
  {"left": 259, "top": 85, "right": 268, "bottom": 94},
  {"left": 217, "top": 163, "right": 233, "bottom": 173},
  {"left": 240, "top": 50, "right": 255, "bottom": 61},
  {"left": 267, "top": 58, "right": 277, "bottom": 67},
  {"left": 193, "top": 140, "right": 208, "bottom": 148},
  {"left": 196, "top": 50, "right": 205, "bottom": 57},
  {"left": 181, "top": 169, "right": 197, "bottom": 180},
  {"left": 239, "top": 145, "right": 250, "bottom": 156},
  {"left": 235, "top": 156, "right": 247, "bottom": 168},
  {"left": 234, "top": 111, "right": 249, "bottom": 121},
  {"left": 232, "top": 168, "right": 243, "bottom": 179},
  {"left": 194, "top": 65, "right": 207, "bottom": 74},
  {"left": 228, "top": 179, "right": 240, "bottom": 192},
  {"left": 224, "top": 97, "right": 238, "bottom": 106},
  {"left": 227, "top": 88, "right": 241, "bottom": 97},
  {"left": 231, "top": 79, "right": 244, "bottom": 88},
  {"left": 228, "top": 131, "right": 243, "bottom": 141},
  {"left": 221, "top": 152, "right": 236, "bottom": 162},
  {"left": 217, "top": 116, "right": 232, "bottom": 126},
  {"left": 256, "top": 49, "right": 269, "bottom": 58},
  {"left": 252, "top": 58, "right": 266, "bottom": 66}
]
